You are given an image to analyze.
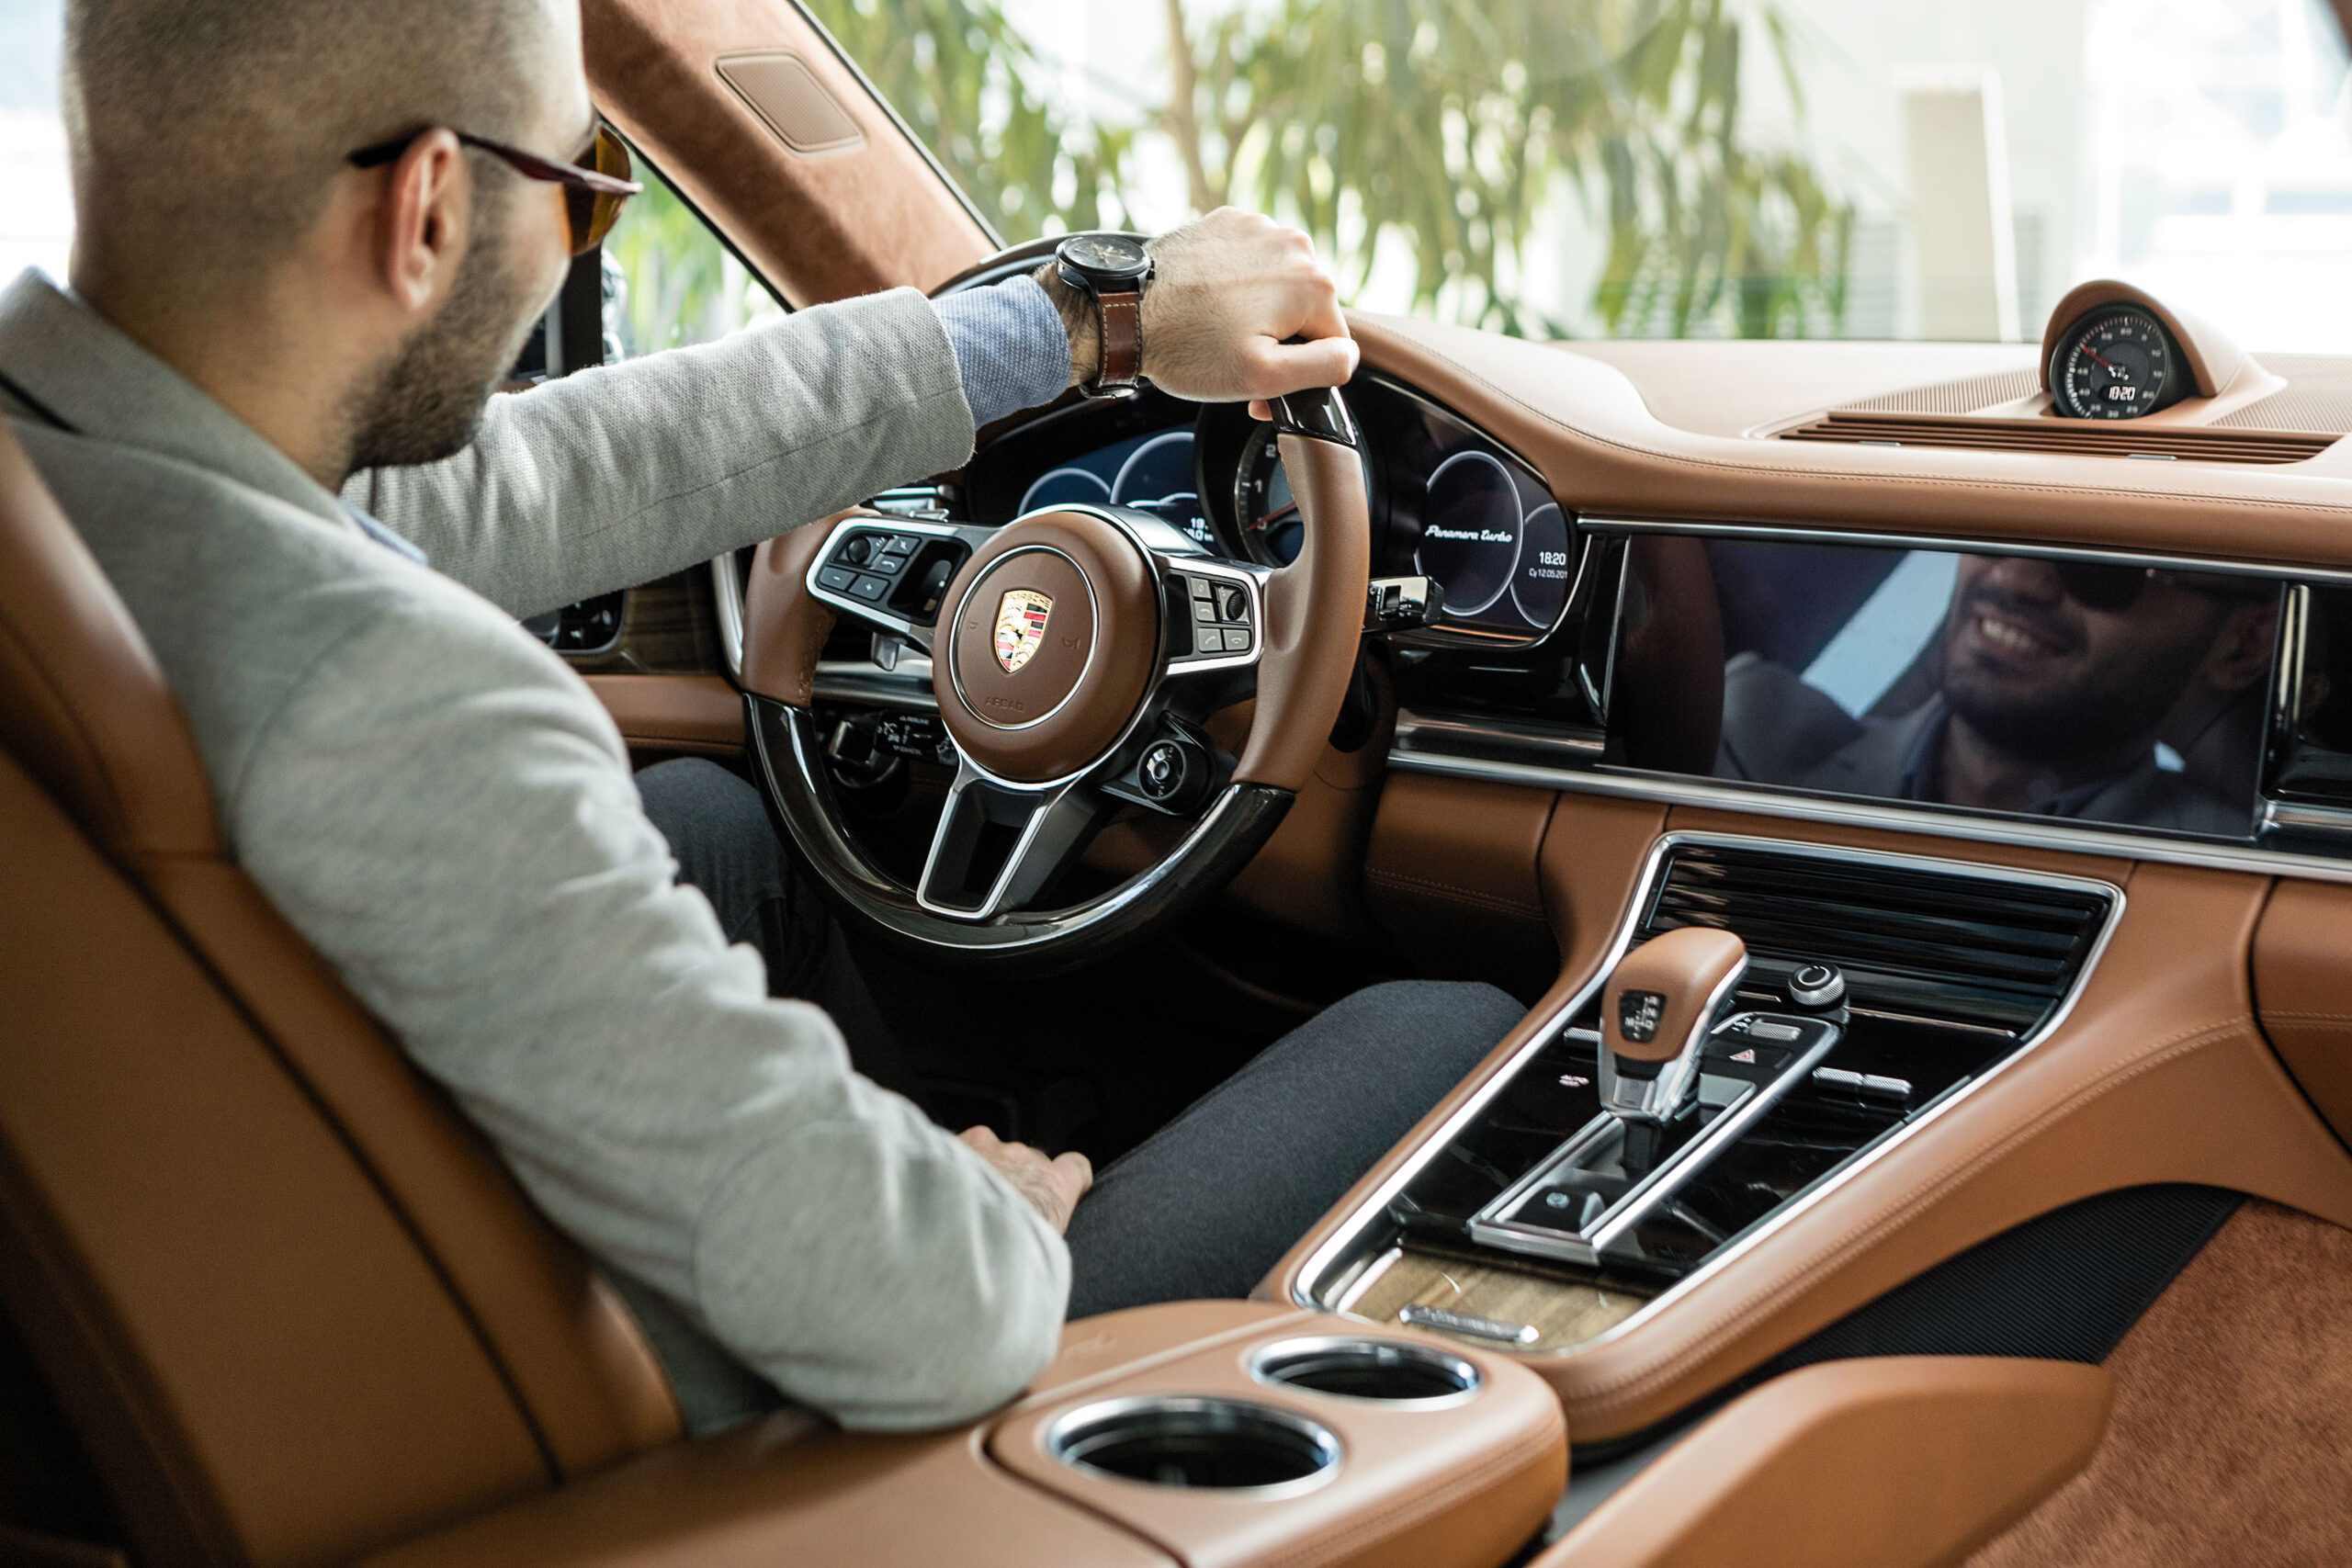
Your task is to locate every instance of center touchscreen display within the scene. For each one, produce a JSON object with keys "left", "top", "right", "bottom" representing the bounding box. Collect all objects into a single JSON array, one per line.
[{"left": 1610, "top": 536, "right": 2283, "bottom": 838}]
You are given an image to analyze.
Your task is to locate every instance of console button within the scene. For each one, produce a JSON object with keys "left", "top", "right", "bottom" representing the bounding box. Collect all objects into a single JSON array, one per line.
[{"left": 816, "top": 565, "right": 856, "bottom": 592}]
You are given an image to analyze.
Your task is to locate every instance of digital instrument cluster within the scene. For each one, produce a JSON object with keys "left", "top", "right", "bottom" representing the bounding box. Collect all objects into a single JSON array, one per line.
[
  {"left": 981, "top": 378, "right": 1575, "bottom": 642},
  {"left": 1017, "top": 428, "right": 1225, "bottom": 556}
]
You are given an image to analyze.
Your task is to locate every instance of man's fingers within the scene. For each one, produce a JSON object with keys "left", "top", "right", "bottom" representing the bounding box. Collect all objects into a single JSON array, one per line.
[
  {"left": 1291, "top": 275, "right": 1349, "bottom": 345},
  {"left": 1052, "top": 1150, "right": 1094, "bottom": 1198},
  {"left": 1251, "top": 335, "right": 1362, "bottom": 400},
  {"left": 958, "top": 1123, "right": 1002, "bottom": 1154}
]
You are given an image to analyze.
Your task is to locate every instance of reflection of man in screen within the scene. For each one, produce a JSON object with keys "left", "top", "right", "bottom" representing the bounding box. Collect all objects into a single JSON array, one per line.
[{"left": 1721, "top": 556, "right": 2278, "bottom": 834}]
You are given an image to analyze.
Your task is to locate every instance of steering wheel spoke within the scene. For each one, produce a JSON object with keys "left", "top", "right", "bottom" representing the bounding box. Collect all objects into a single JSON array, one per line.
[{"left": 915, "top": 762, "right": 1107, "bottom": 920}]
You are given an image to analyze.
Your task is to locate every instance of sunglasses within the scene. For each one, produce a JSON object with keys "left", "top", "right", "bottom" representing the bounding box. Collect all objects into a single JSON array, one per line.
[
  {"left": 2049, "top": 558, "right": 2274, "bottom": 612},
  {"left": 347, "top": 123, "right": 642, "bottom": 255}
]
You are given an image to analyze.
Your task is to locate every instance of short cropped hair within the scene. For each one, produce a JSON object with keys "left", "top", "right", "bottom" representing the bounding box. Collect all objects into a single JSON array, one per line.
[{"left": 64, "top": 0, "right": 546, "bottom": 289}]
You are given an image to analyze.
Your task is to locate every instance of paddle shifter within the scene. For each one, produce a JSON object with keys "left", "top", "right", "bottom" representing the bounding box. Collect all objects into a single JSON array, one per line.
[{"left": 1598, "top": 926, "right": 1749, "bottom": 1128}]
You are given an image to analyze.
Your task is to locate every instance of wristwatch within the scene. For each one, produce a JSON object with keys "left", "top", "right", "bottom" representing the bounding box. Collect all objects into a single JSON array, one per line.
[{"left": 1054, "top": 233, "right": 1154, "bottom": 398}]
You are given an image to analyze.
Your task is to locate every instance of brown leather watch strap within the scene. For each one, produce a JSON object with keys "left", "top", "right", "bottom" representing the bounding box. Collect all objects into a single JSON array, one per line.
[{"left": 1092, "top": 287, "right": 1143, "bottom": 394}]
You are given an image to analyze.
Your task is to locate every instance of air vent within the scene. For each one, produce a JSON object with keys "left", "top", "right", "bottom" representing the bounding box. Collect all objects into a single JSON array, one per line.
[
  {"left": 1780, "top": 412, "right": 2337, "bottom": 465},
  {"left": 1642, "top": 843, "right": 2112, "bottom": 1035}
]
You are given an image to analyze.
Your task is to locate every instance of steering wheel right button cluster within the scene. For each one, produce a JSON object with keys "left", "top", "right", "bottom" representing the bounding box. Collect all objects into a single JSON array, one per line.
[{"left": 1170, "top": 570, "right": 1256, "bottom": 660}]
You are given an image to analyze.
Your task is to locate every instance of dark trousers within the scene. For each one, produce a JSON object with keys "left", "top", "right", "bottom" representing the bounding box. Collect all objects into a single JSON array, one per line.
[{"left": 636, "top": 758, "right": 1525, "bottom": 1318}]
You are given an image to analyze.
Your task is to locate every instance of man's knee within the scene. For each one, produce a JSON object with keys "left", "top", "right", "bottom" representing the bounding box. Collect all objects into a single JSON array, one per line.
[
  {"left": 634, "top": 759, "right": 787, "bottom": 922},
  {"left": 1315, "top": 978, "right": 1527, "bottom": 1061}
]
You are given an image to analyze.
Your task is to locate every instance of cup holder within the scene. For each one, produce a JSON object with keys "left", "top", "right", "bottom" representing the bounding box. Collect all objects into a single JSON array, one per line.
[
  {"left": 1250, "top": 1336, "right": 1484, "bottom": 1407},
  {"left": 1044, "top": 1396, "right": 1342, "bottom": 1495}
]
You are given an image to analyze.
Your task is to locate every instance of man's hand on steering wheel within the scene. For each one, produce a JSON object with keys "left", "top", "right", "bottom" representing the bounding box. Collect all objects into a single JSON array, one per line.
[{"left": 1038, "top": 209, "right": 1359, "bottom": 407}]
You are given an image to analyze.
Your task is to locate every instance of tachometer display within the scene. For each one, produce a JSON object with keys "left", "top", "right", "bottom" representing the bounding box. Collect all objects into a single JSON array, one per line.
[{"left": 2052, "top": 306, "right": 2179, "bottom": 421}]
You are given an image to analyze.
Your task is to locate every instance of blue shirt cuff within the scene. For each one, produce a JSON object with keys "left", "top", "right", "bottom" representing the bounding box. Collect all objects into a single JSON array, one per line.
[{"left": 932, "top": 276, "right": 1071, "bottom": 429}]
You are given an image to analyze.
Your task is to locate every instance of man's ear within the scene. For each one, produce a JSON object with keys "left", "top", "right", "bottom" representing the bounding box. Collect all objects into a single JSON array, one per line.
[
  {"left": 2202, "top": 598, "right": 2282, "bottom": 694},
  {"left": 373, "top": 129, "right": 470, "bottom": 317}
]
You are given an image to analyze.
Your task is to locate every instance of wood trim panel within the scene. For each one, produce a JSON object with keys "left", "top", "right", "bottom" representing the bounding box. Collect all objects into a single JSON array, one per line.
[{"left": 563, "top": 570, "right": 726, "bottom": 679}]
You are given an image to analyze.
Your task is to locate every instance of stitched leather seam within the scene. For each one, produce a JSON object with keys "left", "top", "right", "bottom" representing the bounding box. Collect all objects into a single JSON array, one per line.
[
  {"left": 1259, "top": 1418, "right": 1563, "bottom": 1568},
  {"left": 2262, "top": 1010, "right": 2352, "bottom": 1023},
  {"left": 1363, "top": 868, "right": 1543, "bottom": 915},
  {"left": 1568, "top": 1011, "right": 2252, "bottom": 1411},
  {"left": 1387, "top": 331, "right": 2352, "bottom": 526}
]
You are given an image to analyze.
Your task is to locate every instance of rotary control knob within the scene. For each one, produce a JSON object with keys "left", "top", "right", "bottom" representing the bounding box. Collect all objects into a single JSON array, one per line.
[{"left": 1787, "top": 962, "right": 1847, "bottom": 1010}]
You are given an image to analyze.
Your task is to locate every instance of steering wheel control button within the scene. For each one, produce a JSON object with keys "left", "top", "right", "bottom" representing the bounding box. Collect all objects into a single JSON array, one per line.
[
  {"left": 838, "top": 534, "right": 875, "bottom": 567},
  {"left": 1787, "top": 962, "right": 1848, "bottom": 1010},
  {"left": 1193, "top": 598, "right": 1217, "bottom": 624},
  {"left": 1219, "top": 585, "right": 1250, "bottom": 621},
  {"left": 1139, "top": 741, "right": 1186, "bottom": 800},
  {"left": 816, "top": 565, "right": 856, "bottom": 593},
  {"left": 879, "top": 534, "right": 919, "bottom": 556},
  {"left": 847, "top": 574, "right": 890, "bottom": 603}
]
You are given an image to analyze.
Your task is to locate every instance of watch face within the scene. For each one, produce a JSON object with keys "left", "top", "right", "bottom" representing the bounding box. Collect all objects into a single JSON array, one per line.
[{"left": 1058, "top": 233, "right": 1151, "bottom": 280}]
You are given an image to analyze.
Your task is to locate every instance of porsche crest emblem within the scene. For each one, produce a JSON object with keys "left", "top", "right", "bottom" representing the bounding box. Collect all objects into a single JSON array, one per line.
[{"left": 992, "top": 589, "right": 1054, "bottom": 673}]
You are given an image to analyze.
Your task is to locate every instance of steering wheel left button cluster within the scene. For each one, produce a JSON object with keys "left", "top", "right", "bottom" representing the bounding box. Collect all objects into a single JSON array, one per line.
[{"left": 806, "top": 519, "right": 978, "bottom": 639}]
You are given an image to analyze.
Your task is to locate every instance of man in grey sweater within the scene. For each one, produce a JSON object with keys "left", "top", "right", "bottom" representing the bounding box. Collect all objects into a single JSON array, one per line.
[{"left": 5, "top": 0, "right": 1524, "bottom": 1433}]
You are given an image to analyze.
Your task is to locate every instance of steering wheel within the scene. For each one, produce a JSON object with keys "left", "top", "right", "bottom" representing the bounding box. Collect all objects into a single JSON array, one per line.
[{"left": 737, "top": 389, "right": 1369, "bottom": 973}]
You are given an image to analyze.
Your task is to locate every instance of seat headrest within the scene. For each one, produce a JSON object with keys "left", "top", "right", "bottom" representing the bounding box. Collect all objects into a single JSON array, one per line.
[{"left": 0, "top": 419, "right": 220, "bottom": 862}]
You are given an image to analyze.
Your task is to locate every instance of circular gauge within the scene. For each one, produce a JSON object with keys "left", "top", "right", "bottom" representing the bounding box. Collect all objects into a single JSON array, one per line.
[
  {"left": 1020, "top": 465, "right": 1111, "bottom": 513},
  {"left": 1110, "top": 430, "right": 1196, "bottom": 507},
  {"left": 1415, "top": 450, "right": 1523, "bottom": 617},
  {"left": 1234, "top": 426, "right": 1306, "bottom": 567},
  {"left": 2051, "top": 306, "right": 2179, "bottom": 421},
  {"left": 1510, "top": 502, "right": 1574, "bottom": 627}
]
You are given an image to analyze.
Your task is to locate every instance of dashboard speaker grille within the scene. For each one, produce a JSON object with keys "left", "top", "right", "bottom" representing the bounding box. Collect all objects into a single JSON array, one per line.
[
  {"left": 1841, "top": 368, "right": 2042, "bottom": 415},
  {"left": 1643, "top": 843, "right": 2112, "bottom": 1035},
  {"left": 1779, "top": 412, "right": 2338, "bottom": 464}
]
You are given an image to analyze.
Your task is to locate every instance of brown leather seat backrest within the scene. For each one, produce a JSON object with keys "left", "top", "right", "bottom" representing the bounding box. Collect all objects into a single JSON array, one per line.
[{"left": 0, "top": 421, "right": 679, "bottom": 1567}]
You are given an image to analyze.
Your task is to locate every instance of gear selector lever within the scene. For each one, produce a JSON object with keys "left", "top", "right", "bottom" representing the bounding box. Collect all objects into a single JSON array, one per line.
[{"left": 1598, "top": 927, "right": 1749, "bottom": 1125}]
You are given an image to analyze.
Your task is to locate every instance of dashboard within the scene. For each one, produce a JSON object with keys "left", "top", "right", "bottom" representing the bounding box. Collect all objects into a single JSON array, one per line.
[
  {"left": 966, "top": 376, "right": 1572, "bottom": 640},
  {"left": 826, "top": 271, "right": 2352, "bottom": 886}
]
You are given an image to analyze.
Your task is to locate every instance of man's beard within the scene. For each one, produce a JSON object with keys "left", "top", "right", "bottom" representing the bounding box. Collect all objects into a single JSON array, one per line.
[
  {"left": 344, "top": 220, "right": 548, "bottom": 474},
  {"left": 1940, "top": 608, "right": 2213, "bottom": 769}
]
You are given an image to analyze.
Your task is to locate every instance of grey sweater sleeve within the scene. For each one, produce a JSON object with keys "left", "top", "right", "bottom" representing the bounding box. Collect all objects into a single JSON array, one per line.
[
  {"left": 345, "top": 287, "right": 978, "bottom": 617},
  {"left": 230, "top": 582, "right": 1070, "bottom": 1429}
]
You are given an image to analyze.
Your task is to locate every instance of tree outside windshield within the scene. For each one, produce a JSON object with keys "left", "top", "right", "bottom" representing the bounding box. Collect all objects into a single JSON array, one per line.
[{"left": 808, "top": 0, "right": 2352, "bottom": 351}]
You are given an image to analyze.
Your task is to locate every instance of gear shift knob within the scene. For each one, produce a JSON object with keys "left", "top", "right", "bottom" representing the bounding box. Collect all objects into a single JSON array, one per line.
[{"left": 1599, "top": 926, "right": 1748, "bottom": 1122}]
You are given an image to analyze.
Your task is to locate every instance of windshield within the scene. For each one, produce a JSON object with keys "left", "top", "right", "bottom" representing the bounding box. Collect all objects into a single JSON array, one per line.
[
  {"left": 8, "top": 0, "right": 2352, "bottom": 351},
  {"left": 811, "top": 0, "right": 2352, "bottom": 350}
]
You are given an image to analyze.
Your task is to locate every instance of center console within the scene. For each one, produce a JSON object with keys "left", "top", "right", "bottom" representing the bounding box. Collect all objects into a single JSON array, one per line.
[{"left": 1291, "top": 833, "right": 2121, "bottom": 1356}]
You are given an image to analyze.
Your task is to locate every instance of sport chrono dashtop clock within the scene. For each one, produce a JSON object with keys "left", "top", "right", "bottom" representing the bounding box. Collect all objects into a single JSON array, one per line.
[{"left": 1054, "top": 233, "right": 1154, "bottom": 399}]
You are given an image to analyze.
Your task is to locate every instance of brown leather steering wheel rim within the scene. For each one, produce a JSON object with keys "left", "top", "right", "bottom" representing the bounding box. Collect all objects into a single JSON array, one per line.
[{"left": 736, "top": 389, "right": 1370, "bottom": 972}]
